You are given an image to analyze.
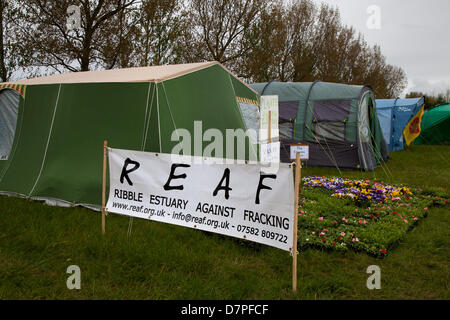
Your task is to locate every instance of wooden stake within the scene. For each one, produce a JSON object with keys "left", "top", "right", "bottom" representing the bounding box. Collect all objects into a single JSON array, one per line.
[
  {"left": 102, "top": 140, "right": 108, "bottom": 235},
  {"left": 293, "top": 152, "right": 301, "bottom": 294}
]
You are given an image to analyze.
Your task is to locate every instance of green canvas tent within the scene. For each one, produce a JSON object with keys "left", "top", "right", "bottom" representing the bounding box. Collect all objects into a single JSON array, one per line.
[
  {"left": 0, "top": 62, "right": 260, "bottom": 209},
  {"left": 414, "top": 104, "right": 450, "bottom": 145},
  {"left": 250, "top": 81, "right": 389, "bottom": 171}
]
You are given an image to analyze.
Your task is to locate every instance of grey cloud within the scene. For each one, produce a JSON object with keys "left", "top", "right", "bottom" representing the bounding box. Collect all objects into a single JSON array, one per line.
[{"left": 312, "top": 0, "right": 450, "bottom": 96}]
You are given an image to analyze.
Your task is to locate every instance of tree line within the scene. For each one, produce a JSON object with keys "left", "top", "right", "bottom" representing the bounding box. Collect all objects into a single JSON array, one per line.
[
  {"left": 407, "top": 91, "right": 450, "bottom": 110},
  {"left": 1, "top": 0, "right": 407, "bottom": 98}
]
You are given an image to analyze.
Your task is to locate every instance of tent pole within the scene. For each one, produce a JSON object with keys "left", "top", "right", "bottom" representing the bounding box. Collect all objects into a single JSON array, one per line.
[
  {"left": 102, "top": 140, "right": 108, "bottom": 235},
  {"left": 293, "top": 152, "right": 301, "bottom": 294}
]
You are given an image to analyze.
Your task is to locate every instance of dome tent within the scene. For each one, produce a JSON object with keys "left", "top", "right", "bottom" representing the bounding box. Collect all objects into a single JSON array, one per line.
[
  {"left": 414, "top": 104, "right": 450, "bottom": 145},
  {"left": 375, "top": 97, "right": 425, "bottom": 151},
  {"left": 250, "top": 81, "right": 389, "bottom": 171},
  {"left": 0, "top": 62, "right": 260, "bottom": 209}
]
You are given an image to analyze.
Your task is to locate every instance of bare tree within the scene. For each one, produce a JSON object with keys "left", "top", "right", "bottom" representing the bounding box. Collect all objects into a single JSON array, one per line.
[
  {"left": 284, "top": 0, "right": 316, "bottom": 82},
  {"left": 133, "top": 0, "right": 185, "bottom": 66},
  {"left": 238, "top": 0, "right": 285, "bottom": 81},
  {"left": 15, "top": 0, "right": 137, "bottom": 74},
  {"left": 289, "top": 1, "right": 406, "bottom": 97},
  {"left": 179, "top": 0, "right": 268, "bottom": 71},
  {"left": 7, "top": 0, "right": 407, "bottom": 97},
  {"left": 0, "top": 0, "right": 20, "bottom": 82},
  {"left": 95, "top": 3, "right": 138, "bottom": 69},
  {"left": 239, "top": 0, "right": 317, "bottom": 82}
]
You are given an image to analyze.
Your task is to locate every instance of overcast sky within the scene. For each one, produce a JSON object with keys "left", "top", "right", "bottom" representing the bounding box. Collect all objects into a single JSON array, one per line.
[{"left": 312, "top": 0, "right": 450, "bottom": 97}]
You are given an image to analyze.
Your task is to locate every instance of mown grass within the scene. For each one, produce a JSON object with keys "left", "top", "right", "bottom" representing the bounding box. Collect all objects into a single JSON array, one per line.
[{"left": 0, "top": 145, "right": 448, "bottom": 299}]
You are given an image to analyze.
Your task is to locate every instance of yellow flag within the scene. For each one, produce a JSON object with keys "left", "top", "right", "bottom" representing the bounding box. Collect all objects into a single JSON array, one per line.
[{"left": 403, "top": 105, "right": 425, "bottom": 146}]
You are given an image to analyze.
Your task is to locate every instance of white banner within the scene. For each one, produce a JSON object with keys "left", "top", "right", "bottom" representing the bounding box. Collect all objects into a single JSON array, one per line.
[{"left": 106, "top": 148, "right": 295, "bottom": 251}]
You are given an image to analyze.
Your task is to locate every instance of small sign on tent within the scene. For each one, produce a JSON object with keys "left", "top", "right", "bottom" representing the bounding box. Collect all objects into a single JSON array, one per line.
[
  {"left": 290, "top": 143, "right": 309, "bottom": 161},
  {"left": 260, "top": 95, "right": 279, "bottom": 143},
  {"left": 261, "top": 142, "right": 280, "bottom": 164}
]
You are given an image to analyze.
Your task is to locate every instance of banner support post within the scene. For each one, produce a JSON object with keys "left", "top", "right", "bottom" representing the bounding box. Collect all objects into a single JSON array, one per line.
[
  {"left": 268, "top": 110, "right": 271, "bottom": 144},
  {"left": 293, "top": 152, "right": 301, "bottom": 294},
  {"left": 102, "top": 140, "right": 108, "bottom": 235}
]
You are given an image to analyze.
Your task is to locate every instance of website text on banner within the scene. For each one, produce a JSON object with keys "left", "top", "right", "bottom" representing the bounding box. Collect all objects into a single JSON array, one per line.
[{"left": 106, "top": 148, "right": 295, "bottom": 251}]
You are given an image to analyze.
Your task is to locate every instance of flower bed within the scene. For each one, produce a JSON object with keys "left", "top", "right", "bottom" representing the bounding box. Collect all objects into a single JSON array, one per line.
[{"left": 298, "top": 176, "right": 448, "bottom": 257}]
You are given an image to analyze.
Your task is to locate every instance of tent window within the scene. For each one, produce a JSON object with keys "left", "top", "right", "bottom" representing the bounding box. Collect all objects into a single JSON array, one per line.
[
  {"left": 314, "top": 121, "right": 346, "bottom": 141},
  {"left": 359, "top": 95, "right": 370, "bottom": 143},
  {"left": 238, "top": 102, "right": 259, "bottom": 144},
  {"left": 0, "top": 89, "right": 20, "bottom": 160},
  {"left": 280, "top": 121, "right": 294, "bottom": 139},
  {"left": 311, "top": 99, "right": 350, "bottom": 142},
  {"left": 279, "top": 101, "right": 299, "bottom": 123},
  {"left": 313, "top": 100, "right": 351, "bottom": 122}
]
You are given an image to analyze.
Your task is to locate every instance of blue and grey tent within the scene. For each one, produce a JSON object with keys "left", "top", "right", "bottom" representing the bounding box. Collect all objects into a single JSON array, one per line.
[
  {"left": 251, "top": 81, "right": 389, "bottom": 171},
  {"left": 375, "top": 97, "right": 425, "bottom": 151}
]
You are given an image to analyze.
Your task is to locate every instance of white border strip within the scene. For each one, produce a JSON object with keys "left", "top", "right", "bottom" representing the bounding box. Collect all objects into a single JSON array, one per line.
[
  {"left": 142, "top": 84, "right": 156, "bottom": 150},
  {"left": 161, "top": 82, "right": 180, "bottom": 142},
  {"left": 141, "top": 82, "right": 153, "bottom": 151},
  {"left": 156, "top": 82, "right": 162, "bottom": 152}
]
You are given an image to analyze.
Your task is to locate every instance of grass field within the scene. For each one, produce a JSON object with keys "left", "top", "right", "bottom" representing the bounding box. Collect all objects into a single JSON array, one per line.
[{"left": 0, "top": 145, "right": 448, "bottom": 299}]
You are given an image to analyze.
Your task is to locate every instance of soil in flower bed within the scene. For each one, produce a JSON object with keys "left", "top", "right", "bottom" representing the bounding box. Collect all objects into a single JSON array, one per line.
[{"left": 298, "top": 176, "right": 448, "bottom": 258}]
